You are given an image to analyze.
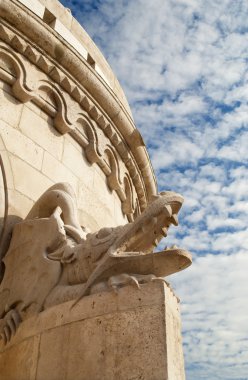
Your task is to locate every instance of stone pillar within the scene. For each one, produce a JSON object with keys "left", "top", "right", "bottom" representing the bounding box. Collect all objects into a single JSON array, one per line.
[{"left": 0, "top": 282, "right": 185, "bottom": 380}]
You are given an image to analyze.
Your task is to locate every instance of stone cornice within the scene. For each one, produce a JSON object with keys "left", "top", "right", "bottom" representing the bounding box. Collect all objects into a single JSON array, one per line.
[{"left": 0, "top": 0, "right": 157, "bottom": 207}]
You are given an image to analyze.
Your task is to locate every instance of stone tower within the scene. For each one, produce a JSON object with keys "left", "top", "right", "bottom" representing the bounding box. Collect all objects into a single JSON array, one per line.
[{"left": 0, "top": 1, "right": 191, "bottom": 379}]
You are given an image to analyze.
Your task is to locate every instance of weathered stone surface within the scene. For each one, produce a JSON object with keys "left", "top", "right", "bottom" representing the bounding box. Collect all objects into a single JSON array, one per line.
[
  {"left": 0, "top": 121, "right": 43, "bottom": 170},
  {"left": 0, "top": 85, "right": 23, "bottom": 128},
  {"left": 0, "top": 283, "right": 185, "bottom": 380},
  {"left": 0, "top": 182, "right": 191, "bottom": 348},
  {"left": 42, "top": 151, "right": 78, "bottom": 193},
  {"left": 0, "top": 335, "right": 40, "bottom": 380},
  {"left": 19, "top": 105, "right": 64, "bottom": 161},
  {"left": 62, "top": 138, "right": 94, "bottom": 185},
  {"left": 9, "top": 154, "right": 53, "bottom": 201}
]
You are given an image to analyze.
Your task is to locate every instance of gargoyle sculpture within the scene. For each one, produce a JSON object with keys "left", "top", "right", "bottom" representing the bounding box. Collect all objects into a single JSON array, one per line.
[{"left": 0, "top": 183, "right": 191, "bottom": 344}]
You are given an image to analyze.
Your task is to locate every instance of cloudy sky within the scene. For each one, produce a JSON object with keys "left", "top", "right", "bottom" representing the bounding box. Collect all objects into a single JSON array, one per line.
[{"left": 61, "top": 1, "right": 248, "bottom": 378}]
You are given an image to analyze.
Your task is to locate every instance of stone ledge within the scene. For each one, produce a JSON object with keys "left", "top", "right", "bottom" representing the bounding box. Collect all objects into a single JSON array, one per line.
[
  {"left": 0, "top": 282, "right": 178, "bottom": 351},
  {"left": 0, "top": 282, "right": 185, "bottom": 380}
]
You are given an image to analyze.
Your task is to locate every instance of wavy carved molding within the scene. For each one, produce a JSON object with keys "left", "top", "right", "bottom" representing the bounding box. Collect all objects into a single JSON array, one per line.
[
  {"left": 0, "top": 1, "right": 158, "bottom": 200},
  {"left": 0, "top": 27, "right": 145, "bottom": 221}
]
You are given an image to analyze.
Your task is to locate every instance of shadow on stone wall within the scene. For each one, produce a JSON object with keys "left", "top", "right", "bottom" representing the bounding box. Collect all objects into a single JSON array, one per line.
[{"left": 0, "top": 215, "right": 23, "bottom": 282}]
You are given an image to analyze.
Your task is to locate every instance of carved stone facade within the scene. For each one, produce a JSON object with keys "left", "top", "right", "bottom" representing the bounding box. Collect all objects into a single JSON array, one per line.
[
  {"left": 0, "top": 0, "right": 157, "bottom": 226},
  {"left": 0, "top": 1, "right": 191, "bottom": 379}
]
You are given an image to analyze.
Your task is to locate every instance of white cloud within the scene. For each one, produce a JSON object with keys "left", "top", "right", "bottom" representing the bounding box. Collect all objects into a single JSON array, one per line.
[
  {"left": 199, "top": 164, "right": 226, "bottom": 181},
  {"left": 169, "top": 252, "right": 248, "bottom": 380},
  {"left": 151, "top": 138, "right": 204, "bottom": 170},
  {"left": 164, "top": 94, "right": 207, "bottom": 116},
  {"left": 206, "top": 216, "right": 244, "bottom": 231},
  {"left": 218, "top": 132, "right": 248, "bottom": 163}
]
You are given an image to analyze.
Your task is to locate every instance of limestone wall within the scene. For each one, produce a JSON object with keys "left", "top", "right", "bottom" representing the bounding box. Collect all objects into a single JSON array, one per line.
[
  {"left": 0, "top": 0, "right": 158, "bottom": 239},
  {"left": 0, "top": 0, "right": 157, "bottom": 209},
  {"left": 0, "top": 79, "right": 126, "bottom": 231}
]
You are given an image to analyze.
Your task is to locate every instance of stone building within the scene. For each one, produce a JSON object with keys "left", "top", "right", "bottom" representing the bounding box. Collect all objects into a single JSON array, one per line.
[{"left": 0, "top": 1, "right": 191, "bottom": 379}]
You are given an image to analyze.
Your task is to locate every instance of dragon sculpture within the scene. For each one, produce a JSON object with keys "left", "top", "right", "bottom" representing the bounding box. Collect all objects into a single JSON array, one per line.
[{"left": 0, "top": 183, "right": 191, "bottom": 344}]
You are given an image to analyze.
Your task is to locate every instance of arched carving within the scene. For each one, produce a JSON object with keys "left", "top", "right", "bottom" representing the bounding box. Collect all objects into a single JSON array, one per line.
[
  {"left": 105, "top": 147, "right": 123, "bottom": 194},
  {"left": 38, "top": 81, "right": 73, "bottom": 134},
  {"left": 76, "top": 116, "right": 105, "bottom": 169},
  {"left": 122, "top": 175, "right": 135, "bottom": 221},
  {"left": 133, "top": 200, "right": 139, "bottom": 220},
  {"left": 0, "top": 46, "right": 34, "bottom": 102},
  {"left": 0, "top": 46, "right": 74, "bottom": 134}
]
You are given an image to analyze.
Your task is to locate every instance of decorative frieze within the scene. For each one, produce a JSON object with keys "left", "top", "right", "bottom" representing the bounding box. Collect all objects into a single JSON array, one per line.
[
  {"left": 0, "top": 25, "right": 145, "bottom": 220},
  {"left": 0, "top": 0, "right": 157, "bottom": 210}
]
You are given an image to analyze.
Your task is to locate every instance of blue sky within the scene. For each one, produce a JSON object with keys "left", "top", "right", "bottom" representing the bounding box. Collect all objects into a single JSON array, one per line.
[{"left": 61, "top": 1, "right": 248, "bottom": 378}]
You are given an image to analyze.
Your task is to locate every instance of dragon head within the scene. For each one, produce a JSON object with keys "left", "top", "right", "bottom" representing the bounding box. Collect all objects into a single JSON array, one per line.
[
  {"left": 108, "top": 191, "right": 184, "bottom": 256},
  {"left": 71, "top": 190, "right": 189, "bottom": 303}
]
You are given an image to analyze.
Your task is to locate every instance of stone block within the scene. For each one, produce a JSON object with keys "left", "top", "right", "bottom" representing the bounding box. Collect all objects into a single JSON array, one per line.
[
  {"left": 41, "top": 0, "right": 72, "bottom": 29},
  {"left": 42, "top": 151, "right": 78, "bottom": 194},
  {"left": 70, "top": 17, "right": 115, "bottom": 90},
  {"left": 19, "top": 106, "right": 64, "bottom": 160},
  {"left": 62, "top": 138, "right": 94, "bottom": 187},
  {"left": 77, "top": 181, "right": 117, "bottom": 230},
  {"left": 51, "top": 19, "right": 87, "bottom": 60},
  {"left": 10, "top": 154, "right": 53, "bottom": 202},
  {"left": 0, "top": 85, "right": 23, "bottom": 128},
  {"left": 36, "top": 325, "right": 71, "bottom": 380},
  {"left": 18, "top": 0, "right": 45, "bottom": 18},
  {"left": 0, "top": 282, "right": 185, "bottom": 380},
  {"left": 93, "top": 168, "right": 115, "bottom": 211},
  {"left": 25, "top": 100, "right": 43, "bottom": 117},
  {"left": 0, "top": 335, "right": 40, "bottom": 380},
  {"left": 0, "top": 122, "right": 43, "bottom": 170},
  {"left": 0, "top": 81, "right": 14, "bottom": 96},
  {"left": 7, "top": 189, "right": 34, "bottom": 219}
]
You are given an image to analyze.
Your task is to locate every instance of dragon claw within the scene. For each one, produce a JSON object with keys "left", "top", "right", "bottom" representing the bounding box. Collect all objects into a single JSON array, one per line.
[
  {"left": 0, "top": 308, "right": 22, "bottom": 345},
  {"left": 0, "top": 332, "right": 7, "bottom": 345},
  {"left": 151, "top": 276, "right": 169, "bottom": 285},
  {"left": 128, "top": 275, "right": 141, "bottom": 289},
  {"left": 3, "top": 326, "right": 10, "bottom": 342},
  {"left": 106, "top": 273, "right": 167, "bottom": 294},
  {"left": 12, "top": 310, "right": 21, "bottom": 327},
  {"left": 111, "top": 285, "right": 119, "bottom": 294},
  {"left": 7, "top": 318, "right": 16, "bottom": 336},
  {"left": 107, "top": 273, "right": 141, "bottom": 292}
]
